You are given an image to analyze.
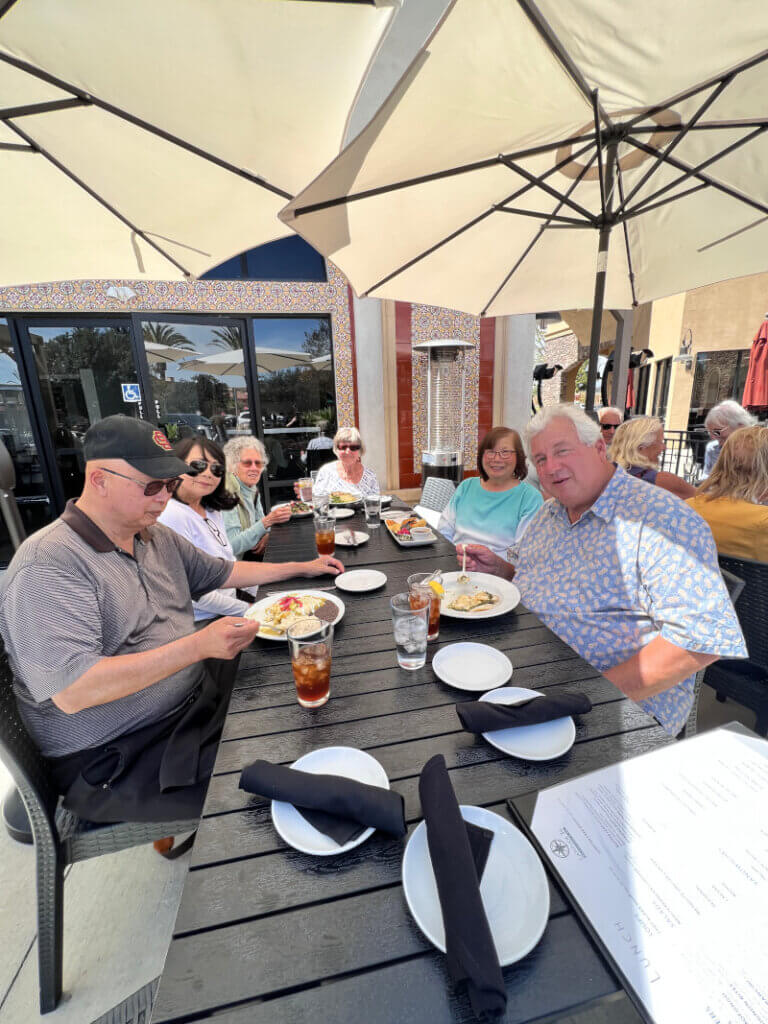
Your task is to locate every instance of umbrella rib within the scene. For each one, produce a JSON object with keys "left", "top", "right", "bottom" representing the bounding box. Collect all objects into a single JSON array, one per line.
[
  {"left": 630, "top": 119, "right": 768, "bottom": 134},
  {"left": 362, "top": 137, "right": 596, "bottom": 297},
  {"left": 494, "top": 207, "right": 591, "bottom": 226},
  {"left": 620, "top": 77, "right": 733, "bottom": 212},
  {"left": 615, "top": 166, "right": 638, "bottom": 308},
  {"left": 592, "top": 91, "right": 606, "bottom": 218},
  {"left": 618, "top": 181, "right": 709, "bottom": 222},
  {"left": 0, "top": 0, "right": 20, "bottom": 18},
  {"left": 516, "top": 0, "right": 612, "bottom": 127},
  {"left": 623, "top": 47, "right": 768, "bottom": 132},
  {"left": 0, "top": 98, "right": 88, "bottom": 119},
  {"left": 500, "top": 155, "right": 597, "bottom": 224},
  {"left": 4, "top": 119, "right": 194, "bottom": 277},
  {"left": 292, "top": 134, "right": 597, "bottom": 219},
  {"left": 480, "top": 150, "right": 599, "bottom": 317},
  {"left": 624, "top": 126, "right": 768, "bottom": 218},
  {"left": 0, "top": 142, "right": 31, "bottom": 151},
  {"left": 0, "top": 50, "right": 292, "bottom": 200}
]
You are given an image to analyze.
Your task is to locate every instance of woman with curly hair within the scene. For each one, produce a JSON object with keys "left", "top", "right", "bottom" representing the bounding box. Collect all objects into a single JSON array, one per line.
[
  {"left": 609, "top": 416, "right": 697, "bottom": 500},
  {"left": 686, "top": 425, "right": 768, "bottom": 560},
  {"left": 221, "top": 435, "right": 291, "bottom": 558}
]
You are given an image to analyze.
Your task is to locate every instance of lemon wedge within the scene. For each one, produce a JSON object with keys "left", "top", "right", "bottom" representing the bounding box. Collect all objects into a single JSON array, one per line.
[{"left": 428, "top": 581, "right": 445, "bottom": 598}]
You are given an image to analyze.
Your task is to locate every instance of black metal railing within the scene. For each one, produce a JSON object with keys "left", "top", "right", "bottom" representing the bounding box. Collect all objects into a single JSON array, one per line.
[{"left": 662, "top": 430, "right": 709, "bottom": 484}]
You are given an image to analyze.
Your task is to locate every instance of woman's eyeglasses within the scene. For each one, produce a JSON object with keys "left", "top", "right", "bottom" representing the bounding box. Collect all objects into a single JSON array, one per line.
[
  {"left": 337, "top": 444, "right": 361, "bottom": 451},
  {"left": 239, "top": 459, "right": 264, "bottom": 468},
  {"left": 187, "top": 459, "right": 225, "bottom": 478},
  {"left": 484, "top": 448, "right": 516, "bottom": 460},
  {"left": 205, "top": 517, "right": 227, "bottom": 547},
  {"left": 100, "top": 467, "right": 182, "bottom": 496}
]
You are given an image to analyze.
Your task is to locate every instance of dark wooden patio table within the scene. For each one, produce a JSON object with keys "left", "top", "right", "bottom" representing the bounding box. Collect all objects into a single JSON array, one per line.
[{"left": 152, "top": 501, "right": 671, "bottom": 1024}]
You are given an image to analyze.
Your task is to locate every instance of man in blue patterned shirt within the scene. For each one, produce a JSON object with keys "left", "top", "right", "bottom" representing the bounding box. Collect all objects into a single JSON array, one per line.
[{"left": 460, "top": 404, "right": 746, "bottom": 736}]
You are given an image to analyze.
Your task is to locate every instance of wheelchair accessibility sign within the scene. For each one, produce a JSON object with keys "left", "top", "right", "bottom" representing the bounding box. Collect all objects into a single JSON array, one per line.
[{"left": 121, "top": 383, "right": 141, "bottom": 403}]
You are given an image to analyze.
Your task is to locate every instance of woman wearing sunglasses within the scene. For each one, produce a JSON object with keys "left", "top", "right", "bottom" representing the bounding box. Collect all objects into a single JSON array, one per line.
[
  {"left": 158, "top": 437, "right": 254, "bottom": 621},
  {"left": 222, "top": 435, "right": 292, "bottom": 558},
  {"left": 311, "top": 427, "right": 380, "bottom": 498},
  {"left": 702, "top": 400, "right": 756, "bottom": 479}
]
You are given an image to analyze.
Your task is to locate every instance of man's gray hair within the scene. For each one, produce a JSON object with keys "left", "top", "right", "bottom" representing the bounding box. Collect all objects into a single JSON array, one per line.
[
  {"left": 598, "top": 406, "right": 623, "bottom": 422},
  {"left": 524, "top": 403, "right": 602, "bottom": 452},
  {"left": 704, "top": 399, "right": 756, "bottom": 431},
  {"left": 223, "top": 435, "right": 269, "bottom": 473}
]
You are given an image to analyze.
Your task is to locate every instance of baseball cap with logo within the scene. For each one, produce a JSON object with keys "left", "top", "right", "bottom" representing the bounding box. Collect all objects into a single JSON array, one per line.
[{"left": 84, "top": 415, "right": 192, "bottom": 479}]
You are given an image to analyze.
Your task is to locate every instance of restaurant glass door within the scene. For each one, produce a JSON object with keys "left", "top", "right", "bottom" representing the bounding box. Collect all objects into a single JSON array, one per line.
[{"left": 18, "top": 319, "right": 143, "bottom": 507}]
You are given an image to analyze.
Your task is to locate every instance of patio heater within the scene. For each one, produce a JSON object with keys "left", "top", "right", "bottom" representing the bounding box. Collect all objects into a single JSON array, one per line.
[{"left": 412, "top": 339, "right": 474, "bottom": 486}]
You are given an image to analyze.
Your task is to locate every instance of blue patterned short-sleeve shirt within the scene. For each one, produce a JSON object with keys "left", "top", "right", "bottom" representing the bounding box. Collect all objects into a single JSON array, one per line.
[{"left": 512, "top": 466, "right": 746, "bottom": 735}]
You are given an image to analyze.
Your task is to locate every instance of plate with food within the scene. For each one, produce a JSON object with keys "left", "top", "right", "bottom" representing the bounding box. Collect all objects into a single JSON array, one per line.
[
  {"left": 245, "top": 590, "right": 345, "bottom": 640},
  {"left": 440, "top": 571, "right": 520, "bottom": 619},
  {"left": 329, "top": 491, "right": 363, "bottom": 507},
  {"left": 384, "top": 515, "right": 436, "bottom": 547},
  {"left": 274, "top": 500, "right": 314, "bottom": 518}
]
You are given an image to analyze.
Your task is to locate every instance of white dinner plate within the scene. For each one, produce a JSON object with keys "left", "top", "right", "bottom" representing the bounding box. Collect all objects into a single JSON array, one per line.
[
  {"left": 272, "top": 502, "right": 314, "bottom": 518},
  {"left": 335, "top": 569, "right": 387, "bottom": 593},
  {"left": 379, "top": 495, "right": 393, "bottom": 505},
  {"left": 478, "top": 687, "right": 577, "bottom": 760},
  {"left": 402, "top": 805, "right": 550, "bottom": 964},
  {"left": 330, "top": 495, "right": 363, "bottom": 508},
  {"left": 271, "top": 747, "right": 390, "bottom": 856},
  {"left": 334, "top": 530, "right": 369, "bottom": 547},
  {"left": 440, "top": 571, "right": 521, "bottom": 619},
  {"left": 330, "top": 508, "right": 355, "bottom": 520},
  {"left": 245, "top": 590, "right": 345, "bottom": 641},
  {"left": 431, "top": 643, "right": 512, "bottom": 691}
]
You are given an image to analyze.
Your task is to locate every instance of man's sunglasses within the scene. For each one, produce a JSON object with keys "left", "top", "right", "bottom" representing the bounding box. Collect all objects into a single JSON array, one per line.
[
  {"left": 187, "top": 458, "right": 225, "bottom": 478},
  {"left": 600, "top": 423, "right": 619, "bottom": 431},
  {"left": 100, "top": 467, "right": 182, "bottom": 496},
  {"left": 337, "top": 444, "right": 361, "bottom": 451}
]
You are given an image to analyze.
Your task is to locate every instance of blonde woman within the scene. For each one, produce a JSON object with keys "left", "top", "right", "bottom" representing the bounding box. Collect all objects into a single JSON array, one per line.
[
  {"left": 686, "top": 426, "right": 768, "bottom": 561},
  {"left": 311, "top": 426, "right": 380, "bottom": 497},
  {"left": 609, "top": 416, "right": 697, "bottom": 500}
]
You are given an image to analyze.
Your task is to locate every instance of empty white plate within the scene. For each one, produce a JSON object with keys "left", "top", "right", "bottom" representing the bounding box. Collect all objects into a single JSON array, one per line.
[
  {"left": 330, "top": 508, "right": 355, "bottom": 519},
  {"left": 432, "top": 643, "right": 512, "bottom": 691},
  {"left": 478, "top": 687, "right": 577, "bottom": 760},
  {"left": 334, "top": 530, "right": 369, "bottom": 547},
  {"left": 402, "top": 805, "right": 550, "bottom": 965},
  {"left": 271, "top": 747, "right": 390, "bottom": 856},
  {"left": 335, "top": 569, "right": 387, "bottom": 593}
]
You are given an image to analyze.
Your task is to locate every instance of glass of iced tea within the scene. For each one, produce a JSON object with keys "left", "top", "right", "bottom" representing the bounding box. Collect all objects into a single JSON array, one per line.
[
  {"left": 407, "top": 571, "right": 442, "bottom": 641},
  {"left": 314, "top": 513, "right": 335, "bottom": 556},
  {"left": 287, "top": 618, "right": 333, "bottom": 708}
]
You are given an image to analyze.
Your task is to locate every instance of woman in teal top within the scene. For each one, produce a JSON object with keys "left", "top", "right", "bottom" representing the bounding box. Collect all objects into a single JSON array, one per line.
[
  {"left": 222, "top": 435, "right": 291, "bottom": 558},
  {"left": 438, "top": 427, "right": 543, "bottom": 559}
]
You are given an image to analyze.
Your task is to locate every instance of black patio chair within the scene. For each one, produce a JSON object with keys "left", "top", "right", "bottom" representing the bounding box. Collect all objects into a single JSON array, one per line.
[
  {"left": 305, "top": 446, "right": 336, "bottom": 474},
  {"left": 683, "top": 558, "right": 767, "bottom": 738},
  {"left": 0, "top": 639, "right": 197, "bottom": 1014}
]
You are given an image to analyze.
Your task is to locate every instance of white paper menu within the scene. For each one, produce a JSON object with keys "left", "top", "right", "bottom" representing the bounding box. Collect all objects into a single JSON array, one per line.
[{"left": 530, "top": 727, "right": 768, "bottom": 1024}]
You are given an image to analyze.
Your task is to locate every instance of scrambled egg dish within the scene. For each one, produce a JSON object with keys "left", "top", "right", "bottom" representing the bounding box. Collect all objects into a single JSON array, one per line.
[{"left": 247, "top": 593, "right": 327, "bottom": 636}]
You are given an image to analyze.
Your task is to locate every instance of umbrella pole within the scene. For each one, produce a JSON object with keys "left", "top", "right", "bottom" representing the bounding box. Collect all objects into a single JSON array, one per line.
[{"left": 585, "top": 139, "right": 618, "bottom": 413}]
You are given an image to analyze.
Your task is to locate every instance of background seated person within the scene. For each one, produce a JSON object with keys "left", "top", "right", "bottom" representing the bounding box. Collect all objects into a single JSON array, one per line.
[
  {"left": 702, "top": 400, "right": 756, "bottom": 479},
  {"left": 597, "top": 405, "right": 623, "bottom": 445},
  {"left": 438, "top": 426, "right": 543, "bottom": 558},
  {"left": 609, "top": 416, "right": 697, "bottom": 499},
  {"left": 159, "top": 436, "right": 252, "bottom": 620},
  {"left": 307, "top": 419, "right": 334, "bottom": 451},
  {"left": 311, "top": 427, "right": 379, "bottom": 497},
  {"left": 458, "top": 404, "right": 746, "bottom": 737},
  {"left": 222, "top": 436, "right": 291, "bottom": 559},
  {"left": 686, "top": 425, "right": 768, "bottom": 561},
  {"left": 0, "top": 415, "right": 343, "bottom": 825}
]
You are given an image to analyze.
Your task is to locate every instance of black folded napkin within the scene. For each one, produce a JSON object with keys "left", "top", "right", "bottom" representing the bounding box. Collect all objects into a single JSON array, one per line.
[
  {"left": 239, "top": 759, "right": 406, "bottom": 845},
  {"left": 419, "top": 754, "right": 506, "bottom": 1021},
  {"left": 457, "top": 690, "right": 592, "bottom": 734}
]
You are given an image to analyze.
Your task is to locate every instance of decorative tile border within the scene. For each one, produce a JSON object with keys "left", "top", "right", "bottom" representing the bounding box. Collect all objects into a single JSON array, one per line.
[{"left": 0, "top": 263, "right": 357, "bottom": 428}]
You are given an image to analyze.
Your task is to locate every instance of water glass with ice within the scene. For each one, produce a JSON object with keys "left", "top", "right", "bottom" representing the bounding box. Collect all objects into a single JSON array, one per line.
[{"left": 390, "top": 593, "right": 429, "bottom": 671}]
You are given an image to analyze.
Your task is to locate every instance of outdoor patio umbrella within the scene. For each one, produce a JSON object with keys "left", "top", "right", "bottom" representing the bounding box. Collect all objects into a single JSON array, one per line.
[
  {"left": 179, "top": 348, "right": 315, "bottom": 377},
  {"left": 281, "top": 0, "right": 768, "bottom": 409},
  {"left": 742, "top": 316, "right": 768, "bottom": 412},
  {"left": 143, "top": 341, "right": 202, "bottom": 366},
  {"left": 0, "top": 0, "right": 393, "bottom": 285}
]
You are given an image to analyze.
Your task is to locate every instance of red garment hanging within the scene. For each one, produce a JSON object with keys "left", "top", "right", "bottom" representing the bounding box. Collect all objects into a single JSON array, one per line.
[{"left": 742, "top": 318, "right": 768, "bottom": 410}]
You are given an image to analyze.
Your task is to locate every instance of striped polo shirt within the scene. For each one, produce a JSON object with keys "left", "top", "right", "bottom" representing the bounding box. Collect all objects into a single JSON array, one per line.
[{"left": 0, "top": 501, "right": 231, "bottom": 757}]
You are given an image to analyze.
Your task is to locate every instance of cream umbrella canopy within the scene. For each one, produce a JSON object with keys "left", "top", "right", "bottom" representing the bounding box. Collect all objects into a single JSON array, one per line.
[
  {"left": 179, "top": 348, "right": 315, "bottom": 377},
  {"left": 0, "top": 0, "right": 393, "bottom": 285},
  {"left": 281, "top": 0, "right": 768, "bottom": 409}
]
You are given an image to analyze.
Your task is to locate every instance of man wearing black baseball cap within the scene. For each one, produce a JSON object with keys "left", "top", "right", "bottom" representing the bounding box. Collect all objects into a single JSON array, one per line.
[{"left": 0, "top": 415, "right": 343, "bottom": 835}]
